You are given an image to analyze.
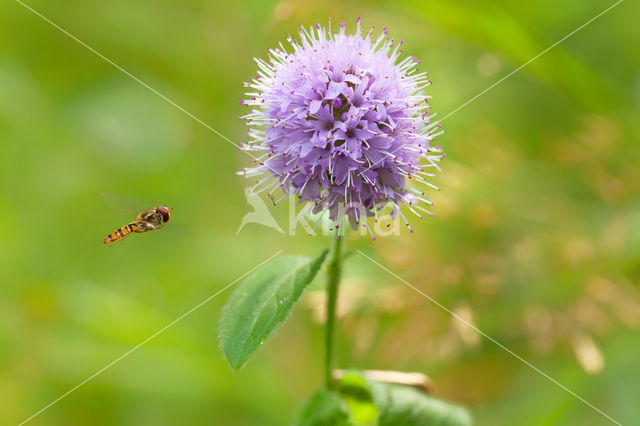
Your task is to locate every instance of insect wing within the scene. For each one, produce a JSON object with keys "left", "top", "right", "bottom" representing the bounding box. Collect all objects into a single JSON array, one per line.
[{"left": 102, "top": 192, "right": 148, "bottom": 217}]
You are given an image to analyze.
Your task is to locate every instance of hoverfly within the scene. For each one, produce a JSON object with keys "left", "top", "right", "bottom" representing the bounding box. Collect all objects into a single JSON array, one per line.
[{"left": 103, "top": 205, "right": 173, "bottom": 244}]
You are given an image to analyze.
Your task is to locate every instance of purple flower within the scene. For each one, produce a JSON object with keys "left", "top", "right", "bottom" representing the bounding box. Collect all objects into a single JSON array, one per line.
[{"left": 239, "top": 19, "right": 443, "bottom": 237}]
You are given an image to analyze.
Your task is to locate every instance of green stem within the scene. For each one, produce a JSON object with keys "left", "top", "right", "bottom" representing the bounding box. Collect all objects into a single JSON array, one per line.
[{"left": 325, "top": 231, "right": 343, "bottom": 390}]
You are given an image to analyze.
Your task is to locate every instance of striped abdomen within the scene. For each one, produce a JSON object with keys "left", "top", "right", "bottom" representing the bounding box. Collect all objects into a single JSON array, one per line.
[{"left": 103, "top": 222, "right": 146, "bottom": 244}]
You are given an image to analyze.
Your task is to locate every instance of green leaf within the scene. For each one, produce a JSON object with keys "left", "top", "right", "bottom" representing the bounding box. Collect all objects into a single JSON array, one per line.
[
  {"left": 337, "top": 372, "right": 378, "bottom": 425},
  {"left": 219, "top": 250, "right": 328, "bottom": 369},
  {"left": 370, "top": 381, "right": 472, "bottom": 426},
  {"left": 295, "top": 373, "right": 471, "bottom": 426},
  {"left": 294, "top": 390, "right": 353, "bottom": 426}
]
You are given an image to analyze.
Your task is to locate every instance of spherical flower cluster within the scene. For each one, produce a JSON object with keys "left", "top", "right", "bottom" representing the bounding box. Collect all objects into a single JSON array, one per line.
[{"left": 239, "top": 19, "right": 443, "bottom": 237}]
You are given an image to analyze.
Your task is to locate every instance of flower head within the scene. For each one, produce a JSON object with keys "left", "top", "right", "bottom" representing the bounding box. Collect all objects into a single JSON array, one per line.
[{"left": 239, "top": 19, "right": 443, "bottom": 237}]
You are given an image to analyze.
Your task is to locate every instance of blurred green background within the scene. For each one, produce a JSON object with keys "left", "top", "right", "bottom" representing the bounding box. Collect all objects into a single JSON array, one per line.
[{"left": 1, "top": 0, "right": 639, "bottom": 424}]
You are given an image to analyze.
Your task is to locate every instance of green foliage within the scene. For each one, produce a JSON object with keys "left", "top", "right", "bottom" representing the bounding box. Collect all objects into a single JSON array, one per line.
[
  {"left": 337, "top": 373, "right": 378, "bottom": 425},
  {"left": 295, "top": 390, "right": 353, "bottom": 426},
  {"left": 370, "top": 382, "right": 472, "bottom": 426},
  {"left": 296, "top": 372, "right": 471, "bottom": 426},
  {"left": 219, "top": 250, "right": 328, "bottom": 369}
]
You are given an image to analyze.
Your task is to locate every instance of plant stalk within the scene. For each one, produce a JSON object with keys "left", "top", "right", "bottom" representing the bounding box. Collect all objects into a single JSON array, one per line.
[{"left": 325, "top": 231, "right": 343, "bottom": 390}]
